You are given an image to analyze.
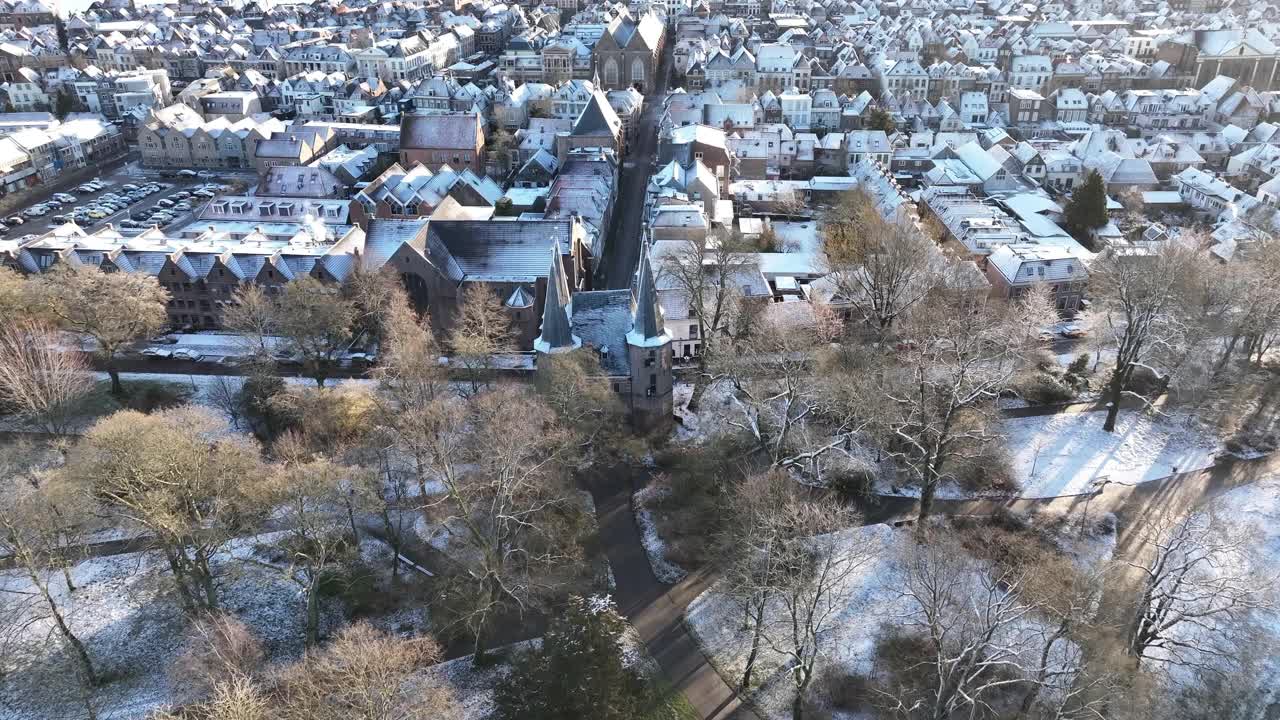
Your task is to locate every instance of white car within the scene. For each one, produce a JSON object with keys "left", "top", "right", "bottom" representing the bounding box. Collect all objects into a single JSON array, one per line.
[
  {"left": 141, "top": 348, "right": 172, "bottom": 358},
  {"left": 170, "top": 348, "right": 202, "bottom": 361}
]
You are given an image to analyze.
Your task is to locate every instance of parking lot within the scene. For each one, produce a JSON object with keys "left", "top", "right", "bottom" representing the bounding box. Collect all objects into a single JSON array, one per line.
[{"left": 1, "top": 164, "right": 242, "bottom": 240}]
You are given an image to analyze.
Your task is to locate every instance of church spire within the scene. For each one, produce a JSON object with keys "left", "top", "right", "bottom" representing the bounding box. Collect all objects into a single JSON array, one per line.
[
  {"left": 534, "top": 244, "right": 580, "bottom": 353},
  {"left": 628, "top": 248, "right": 667, "bottom": 344}
]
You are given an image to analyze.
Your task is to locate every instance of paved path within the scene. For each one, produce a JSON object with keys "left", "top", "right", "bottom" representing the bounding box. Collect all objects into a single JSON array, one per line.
[{"left": 588, "top": 463, "right": 761, "bottom": 720}]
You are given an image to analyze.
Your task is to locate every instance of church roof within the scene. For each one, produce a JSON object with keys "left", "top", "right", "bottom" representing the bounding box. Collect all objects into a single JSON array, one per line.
[
  {"left": 572, "top": 90, "right": 622, "bottom": 137},
  {"left": 534, "top": 244, "right": 579, "bottom": 352}
]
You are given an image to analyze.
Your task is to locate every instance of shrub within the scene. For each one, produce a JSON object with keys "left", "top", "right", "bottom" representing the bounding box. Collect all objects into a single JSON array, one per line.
[
  {"left": 815, "top": 666, "right": 872, "bottom": 711},
  {"left": 127, "top": 380, "right": 192, "bottom": 412},
  {"left": 950, "top": 445, "right": 1020, "bottom": 496},
  {"left": 1016, "top": 372, "right": 1075, "bottom": 405},
  {"left": 830, "top": 468, "right": 876, "bottom": 506},
  {"left": 1066, "top": 354, "right": 1090, "bottom": 377},
  {"left": 239, "top": 373, "right": 289, "bottom": 440}
]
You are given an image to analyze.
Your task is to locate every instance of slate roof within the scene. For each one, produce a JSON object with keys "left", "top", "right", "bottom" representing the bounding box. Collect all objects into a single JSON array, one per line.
[
  {"left": 364, "top": 217, "right": 429, "bottom": 270},
  {"left": 400, "top": 112, "right": 482, "bottom": 151},
  {"left": 427, "top": 219, "right": 571, "bottom": 282},
  {"left": 572, "top": 90, "right": 622, "bottom": 137},
  {"left": 570, "top": 289, "right": 633, "bottom": 375}
]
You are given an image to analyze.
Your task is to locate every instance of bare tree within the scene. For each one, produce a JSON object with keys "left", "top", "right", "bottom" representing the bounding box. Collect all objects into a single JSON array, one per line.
[
  {"left": 173, "top": 612, "right": 266, "bottom": 700},
  {"left": 757, "top": 496, "right": 866, "bottom": 720},
  {"left": 532, "top": 347, "right": 628, "bottom": 447},
  {"left": 222, "top": 285, "right": 279, "bottom": 369},
  {"left": 420, "top": 386, "right": 584, "bottom": 661},
  {"left": 717, "top": 471, "right": 810, "bottom": 691},
  {"left": 1125, "top": 505, "right": 1275, "bottom": 670},
  {"left": 341, "top": 267, "right": 405, "bottom": 349},
  {"left": 1208, "top": 236, "right": 1280, "bottom": 375},
  {"left": 448, "top": 282, "right": 514, "bottom": 394},
  {"left": 257, "top": 450, "right": 378, "bottom": 646},
  {"left": 822, "top": 189, "right": 944, "bottom": 336},
  {"left": 0, "top": 455, "right": 97, "bottom": 690},
  {"left": 875, "top": 529, "right": 1102, "bottom": 720},
  {"left": 276, "top": 622, "right": 456, "bottom": 720},
  {"left": 0, "top": 320, "right": 93, "bottom": 434},
  {"left": 1090, "top": 243, "right": 1201, "bottom": 431},
  {"left": 62, "top": 407, "right": 266, "bottom": 613},
  {"left": 273, "top": 277, "right": 357, "bottom": 387},
  {"left": 0, "top": 265, "right": 40, "bottom": 319},
  {"left": 655, "top": 231, "right": 756, "bottom": 410},
  {"left": 38, "top": 265, "right": 168, "bottom": 396},
  {"left": 148, "top": 676, "right": 271, "bottom": 720},
  {"left": 374, "top": 295, "right": 447, "bottom": 409},
  {"left": 874, "top": 293, "right": 1045, "bottom": 520},
  {"left": 718, "top": 309, "right": 865, "bottom": 476}
]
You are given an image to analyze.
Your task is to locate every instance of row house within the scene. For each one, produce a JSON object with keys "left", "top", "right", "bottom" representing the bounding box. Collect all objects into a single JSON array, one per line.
[
  {"left": 705, "top": 45, "right": 755, "bottom": 88},
  {"left": 756, "top": 43, "right": 809, "bottom": 94},
  {"left": 354, "top": 34, "right": 436, "bottom": 83},
  {"left": 351, "top": 161, "right": 503, "bottom": 226},
  {"left": 1174, "top": 167, "right": 1258, "bottom": 219},
  {"left": 985, "top": 244, "right": 1087, "bottom": 313},
  {"left": 48, "top": 116, "right": 127, "bottom": 171},
  {"left": 253, "top": 127, "right": 338, "bottom": 175},
  {"left": 279, "top": 71, "right": 350, "bottom": 121},
  {"left": 1, "top": 67, "right": 47, "bottom": 112},
  {"left": 284, "top": 45, "right": 355, "bottom": 76},
  {"left": 880, "top": 58, "right": 928, "bottom": 98},
  {"left": 1009, "top": 55, "right": 1052, "bottom": 94},
  {"left": 407, "top": 74, "right": 488, "bottom": 114},
  {"left": 139, "top": 102, "right": 292, "bottom": 170},
  {"left": 1121, "top": 89, "right": 1206, "bottom": 134}
]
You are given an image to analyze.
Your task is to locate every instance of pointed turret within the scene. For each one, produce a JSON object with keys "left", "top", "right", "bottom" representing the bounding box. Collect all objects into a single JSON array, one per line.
[
  {"left": 628, "top": 249, "right": 668, "bottom": 346},
  {"left": 534, "top": 245, "right": 580, "bottom": 353}
]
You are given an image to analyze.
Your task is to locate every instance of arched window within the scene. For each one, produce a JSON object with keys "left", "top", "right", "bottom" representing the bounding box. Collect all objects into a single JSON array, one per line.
[
  {"left": 631, "top": 58, "right": 646, "bottom": 84},
  {"left": 603, "top": 58, "right": 619, "bottom": 86}
]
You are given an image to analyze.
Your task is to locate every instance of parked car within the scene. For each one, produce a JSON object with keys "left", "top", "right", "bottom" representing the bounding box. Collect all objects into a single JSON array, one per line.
[
  {"left": 150, "top": 335, "right": 179, "bottom": 344},
  {"left": 1059, "top": 325, "right": 1087, "bottom": 339},
  {"left": 0, "top": 224, "right": 9, "bottom": 235},
  {"left": 5, "top": 215, "right": 23, "bottom": 225},
  {"left": 170, "top": 348, "right": 202, "bottom": 361},
  {"left": 157, "top": 198, "right": 175, "bottom": 207},
  {"left": 141, "top": 348, "right": 172, "bottom": 358},
  {"left": 177, "top": 169, "right": 198, "bottom": 177}
]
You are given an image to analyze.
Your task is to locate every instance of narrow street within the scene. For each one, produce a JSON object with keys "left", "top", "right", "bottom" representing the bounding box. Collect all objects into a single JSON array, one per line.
[{"left": 599, "top": 31, "right": 676, "bottom": 289}]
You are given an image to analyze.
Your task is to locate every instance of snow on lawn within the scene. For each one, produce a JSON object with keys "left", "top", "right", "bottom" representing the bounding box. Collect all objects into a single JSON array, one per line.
[
  {"left": 685, "top": 525, "right": 902, "bottom": 720},
  {"left": 633, "top": 483, "right": 688, "bottom": 584},
  {"left": 414, "top": 641, "right": 538, "bottom": 720},
  {"left": 1002, "top": 410, "right": 1219, "bottom": 498},
  {"left": 0, "top": 532, "right": 355, "bottom": 720},
  {"left": 1172, "top": 478, "right": 1280, "bottom": 690}
]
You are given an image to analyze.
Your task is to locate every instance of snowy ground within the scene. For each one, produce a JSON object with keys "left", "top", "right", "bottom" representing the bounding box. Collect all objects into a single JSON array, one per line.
[
  {"left": 686, "top": 522, "right": 1103, "bottom": 720},
  {"left": 0, "top": 532, "right": 347, "bottom": 720},
  {"left": 415, "top": 641, "right": 536, "bottom": 720},
  {"left": 685, "top": 525, "right": 902, "bottom": 720},
  {"left": 1169, "top": 478, "right": 1280, "bottom": 693},
  {"left": 633, "top": 482, "right": 688, "bottom": 584},
  {"left": 0, "top": 531, "right": 425, "bottom": 720},
  {"left": 1001, "top": 410, "right": 1220, "bottom": 498}
]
